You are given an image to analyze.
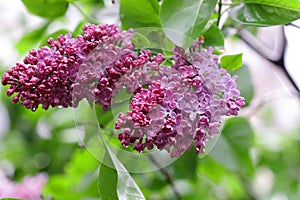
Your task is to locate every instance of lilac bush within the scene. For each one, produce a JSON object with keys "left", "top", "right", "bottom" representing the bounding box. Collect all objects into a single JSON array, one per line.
[{"left": 2, "top": 24, "right": 244, "bottom": 157}]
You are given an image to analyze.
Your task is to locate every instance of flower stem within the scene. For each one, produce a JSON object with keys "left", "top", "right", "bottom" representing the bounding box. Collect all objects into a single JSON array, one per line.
[{"left": 148, "top": 155, "right": 182, "bottom": 200}]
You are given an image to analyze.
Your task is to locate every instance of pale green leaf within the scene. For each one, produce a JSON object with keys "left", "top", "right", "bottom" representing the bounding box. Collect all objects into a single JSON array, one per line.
[
  {"left": 221, "top": 53, "right": 243, "bottom": 71},
  {"left": 160, "top": 0, "right": 218, "bottom": 48},
  {"left": 98, "top": 148, "right": 145, "bottom": 200}
]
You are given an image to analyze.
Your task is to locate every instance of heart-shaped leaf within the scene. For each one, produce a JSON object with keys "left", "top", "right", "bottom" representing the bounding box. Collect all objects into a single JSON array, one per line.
[
  {"left": 202, "top": 23, "right": 224, "bottom": 49},
  {"left": 221, "top": 53, "right": 243, "bottom": 71}
]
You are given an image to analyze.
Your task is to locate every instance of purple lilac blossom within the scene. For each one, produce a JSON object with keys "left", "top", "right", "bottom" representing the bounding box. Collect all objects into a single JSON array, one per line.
[
  {"left": 1, "top": 23, "right": 135, "bottom": 111},
  {"left": 115, "top": 38, "right": 245, "bottom": 157}
]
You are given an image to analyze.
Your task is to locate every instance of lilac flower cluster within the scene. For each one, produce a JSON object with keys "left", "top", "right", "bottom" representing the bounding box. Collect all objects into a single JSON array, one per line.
[
  {"left": 2, "top": 23, "right": 244, "bottom": 157},
  {"left": 1, "top": 23, "right": 136, "bottom": 111},
  {"left": 115, "top": 39, "right": 245, "bottom": 157},
  {"left": 0, "top": 172, "right": 47, "bottom": 200}
]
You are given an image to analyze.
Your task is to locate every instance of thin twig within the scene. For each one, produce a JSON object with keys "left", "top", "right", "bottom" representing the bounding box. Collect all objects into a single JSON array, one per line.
[
  {"left": 217, "top": 0, "right": 223, "bottom": 27},
  {"left": 287, "top": 22, "right": 300, "bottom": 30},
  {"left": 241, "top": 90, "right": 300, "bottom": 118},
  {"left": 237, "top": 28, "right": 300, "bottom": 94},
  {"left": 148, "top": 155, "right": 182, "bottom": 200}
]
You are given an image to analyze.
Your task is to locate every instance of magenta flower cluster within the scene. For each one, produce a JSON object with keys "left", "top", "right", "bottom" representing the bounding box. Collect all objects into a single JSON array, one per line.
[
  {"left": 115, "top": 39, "right": 245, "bottom": 157},
  {"left": 2, "top": 23, "right": 244, "bottom": 157},
  {"left": 1, "top": 23, "right": 136, "bottom": 111}
]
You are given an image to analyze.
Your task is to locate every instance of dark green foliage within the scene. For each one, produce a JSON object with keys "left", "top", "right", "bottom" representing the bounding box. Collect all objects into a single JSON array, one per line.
[{"left": 22, "top": 0, "right": 69, "bottom": 20}]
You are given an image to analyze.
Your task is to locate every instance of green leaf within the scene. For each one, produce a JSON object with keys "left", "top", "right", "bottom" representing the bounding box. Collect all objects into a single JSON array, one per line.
[
  {"left": 221, "top": 53, "right": 243, "bottom": 71},
  {"left": 231, "top": 0, "right": 300, "bottom": 11},
  {"left": 111, "top": 153, "right": 145, "bottom": 200},
  {"left": 16, "top": 23, "right": 50, "bottom": 54},
  {"left": 160, "top": 0, "right": 218, "bottom": 48},
  {"left": 210, "top": 117, "right": 254, "bottom": 176},
  {"left": 95, "top": 106, "right": 115, "bottom": 128},
  {"left": 198, "top": 156, "right": 248, "bottom": 199},
  {"left": 120, "top": 0, "right": 161, "bottom": 29},
  {"left": 172, "top": 151, "right": 197, "bottom": 181},
  {"left": 222, "top": 118, "right": 253, "bottom": 150},
  {"left": 229, "top": 65, "right": 254, "bottom": 105},
  {"left": 202, "top": 23, "right": 224, "bottom": 49},
  {"left": 22, "top": 0, "right": 69, "bottom": 20},
  {"left": 39, "top": 29, "right": 70, "bottom": 48},
  {"left": 98, "top": 151, "right": 118, "bottom": 200},
  {"left": 230, "top": 0, "right": 300, "bottom": 26},
  {"left": 98, "top": 148, "right": 145, "bottom": 200}
]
